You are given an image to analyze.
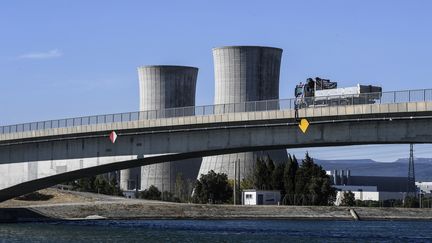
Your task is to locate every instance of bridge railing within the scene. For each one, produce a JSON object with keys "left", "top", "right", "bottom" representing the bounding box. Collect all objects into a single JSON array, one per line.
[{"left": 1, "top": 88, "right": 431, "bottom": 135}]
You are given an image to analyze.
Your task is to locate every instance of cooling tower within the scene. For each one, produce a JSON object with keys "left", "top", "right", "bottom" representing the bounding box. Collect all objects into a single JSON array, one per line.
[
  {"left": 120, "top": 65, "right": 202, "bottom": 193},
  {"left": 138, "top": 65, "right": 198, "bottom": 112},
  {"left": 198, "top": 46, "right": 288, "bottom": 180}
]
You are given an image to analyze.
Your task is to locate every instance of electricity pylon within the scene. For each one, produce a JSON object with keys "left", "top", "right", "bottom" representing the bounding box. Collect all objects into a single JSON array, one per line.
[{"left": 407, "top": 144, "right": 416, "bottom": 198}]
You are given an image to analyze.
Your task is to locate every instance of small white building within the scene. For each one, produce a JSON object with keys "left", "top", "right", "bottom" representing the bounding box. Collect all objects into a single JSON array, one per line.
[{"left": 242, "top": 190, "right": 281, "bottom": 205}]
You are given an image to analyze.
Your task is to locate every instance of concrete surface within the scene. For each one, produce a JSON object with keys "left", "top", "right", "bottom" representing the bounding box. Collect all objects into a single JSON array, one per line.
[
  {"left": 0, "top": 102, "right": 431, "bottom": 201},
  {"left": 200, "top": 46, "right": 288, "bottom": 180},
  {"left": 121, "top": 65, "right": 201, "bottom": 193}
]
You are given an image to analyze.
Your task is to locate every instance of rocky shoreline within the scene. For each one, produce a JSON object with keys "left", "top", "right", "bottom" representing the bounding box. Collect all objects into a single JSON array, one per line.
[
  {"left": 28, "top": 203, "right": 432, "bottom": 221},
  {"left": 1, "top": 189, "right": 432, "bottom": 222}
]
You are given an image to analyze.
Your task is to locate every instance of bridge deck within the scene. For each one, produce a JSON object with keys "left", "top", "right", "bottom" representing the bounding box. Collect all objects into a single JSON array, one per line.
[{"left": 1, "top": 101, "right": 431, "bottom": 143}]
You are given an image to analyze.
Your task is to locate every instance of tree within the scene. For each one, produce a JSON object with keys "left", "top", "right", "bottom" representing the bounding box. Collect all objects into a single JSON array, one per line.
[
  {"left": 254, "top": 157, "right": 277, "bottom": 190},
  {"left": 175, "top": 173, "right": 187, "bottom": 202},
  {"left": 298, "top": 153, "right": 335, "bottom": 205},
  {"left": 193, "top": 170, "right": 232, "bottom": 204},
  {"left": 139, "top": 185, "right": 161, "bottom": 200},
  {"left": 93, "top": 176, "right": 106, "bottom": 194},
  {"left": 161, "top": 190, "right": 180, "bottom": 202},
  {"left": 266, "top": 157, "right": 275, "bottom": 190},
  {"left": 185, "top": 179, "right": 195, "bottom": 202},
  {"left": 340, "top": 191, "right": 356, "bottom": 206},
  {"left": 283, "top": 153, "right": 335, "bottom": 206},
  {"left": 75, "top": 176, "right": 95, "bottom": 192},
  {"left": 271, "top": 163, "right": 285, "bottom": 192},
  {"left": 109, "top": 177, "right": 122, "bottom": 196},
  {"left": 253, "top": 158, "right": 268, "bottom": 190},
  {"left": 294, "top": 153, "right": 313, "bottom": 197},
  {"left": 267, "top": 157, "right": 275, "bottom": 174},
  {"left": 404, "top": 196, "right": 419, "bottom": 208},
  {"left": 70, "top": 174, "right": 122, "bottom": 196},
  {"left": 240, "top": 176, "right": 254, "bottom": 190},
  {"left": 282, "top": 154, "right": 298, "bottom": 204}
]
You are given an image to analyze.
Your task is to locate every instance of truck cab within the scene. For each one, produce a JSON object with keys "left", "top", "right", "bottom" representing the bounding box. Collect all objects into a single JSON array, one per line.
[{"left": 295, "top": 78, "right": 316, "bottom": 98}]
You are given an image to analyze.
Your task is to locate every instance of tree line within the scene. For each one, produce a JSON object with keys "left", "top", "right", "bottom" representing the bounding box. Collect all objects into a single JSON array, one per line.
[
  {"left": 68, "top": 174, "right": 123, "bottom": 196},
  {"left": 249, "top": 152, "right": 336, "bottom": 206},
  {"left": 192, "top": 152, "right": 336, "bottom": 205},
  {"left": 65, "top": 152, "right": 336, "bottom": 206},
  {"left": 137, "top": 173, "right": 195, "bottom": 203}
]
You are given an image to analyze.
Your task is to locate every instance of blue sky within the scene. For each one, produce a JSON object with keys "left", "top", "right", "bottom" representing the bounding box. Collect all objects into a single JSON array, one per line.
[{"left": 1, "top": 0, "right": 431, "bottom": 161}]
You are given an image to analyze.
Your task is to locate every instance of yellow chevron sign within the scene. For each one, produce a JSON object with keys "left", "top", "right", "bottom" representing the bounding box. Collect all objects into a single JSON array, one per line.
[{"left": 298, "top": 119, "right": 309, "bottom": 133}]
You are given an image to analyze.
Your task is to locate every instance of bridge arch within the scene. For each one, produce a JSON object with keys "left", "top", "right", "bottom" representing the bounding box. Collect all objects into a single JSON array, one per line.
[{"left": 1, "top": 115, "right": 431, "bottom": 201}]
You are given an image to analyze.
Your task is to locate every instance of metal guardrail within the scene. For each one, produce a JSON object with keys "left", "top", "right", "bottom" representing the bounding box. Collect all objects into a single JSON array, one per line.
[{"left": 1, "top": 89, "right": 431, "bottom": 135}]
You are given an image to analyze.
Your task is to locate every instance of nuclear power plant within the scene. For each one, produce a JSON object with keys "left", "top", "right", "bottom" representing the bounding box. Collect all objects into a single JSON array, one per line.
[
  {"left": 213, "top": 46, "right": 282, "bottom": 104},
  {"left": 120, "top": 65, "right": 202, "bottom": 193},
  {"left": 121, "top": 46, "right": 288, "bottom": 194},
  {"left": 198, "top": 46, "right": 288, "bottom": 180}
]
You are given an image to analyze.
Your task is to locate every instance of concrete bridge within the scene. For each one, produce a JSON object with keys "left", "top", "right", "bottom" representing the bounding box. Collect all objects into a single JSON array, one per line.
[{"left": 1, "top": 90, "right": 432, "bottom": 201}]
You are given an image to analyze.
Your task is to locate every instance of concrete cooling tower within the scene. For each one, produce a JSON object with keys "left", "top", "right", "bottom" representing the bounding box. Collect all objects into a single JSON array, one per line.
[
  {"left": 120, "top": 65, "right": 202, "bottom": 193},
  {"left": 198, "top": 46, "right": 288, "bottom": 180}
]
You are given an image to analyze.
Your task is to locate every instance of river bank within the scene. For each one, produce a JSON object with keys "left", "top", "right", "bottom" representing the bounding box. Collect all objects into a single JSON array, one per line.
[{"left": 1, "top": 189, "right": 432, "bottom": 222}]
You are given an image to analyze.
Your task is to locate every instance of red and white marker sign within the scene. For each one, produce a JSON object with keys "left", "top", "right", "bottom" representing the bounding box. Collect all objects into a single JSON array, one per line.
[{"left": 109, "top": 131, "right": 118, "bottom": 144}]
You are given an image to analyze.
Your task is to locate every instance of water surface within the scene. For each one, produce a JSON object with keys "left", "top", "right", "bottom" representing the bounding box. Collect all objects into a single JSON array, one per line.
[{"left": 1, "top": 220, "right": 432, "bottom": 242}]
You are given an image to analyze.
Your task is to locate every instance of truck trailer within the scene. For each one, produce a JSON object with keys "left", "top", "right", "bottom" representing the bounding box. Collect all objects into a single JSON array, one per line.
[{"left": 294, "top": 77, "right": 382, "bottom": 108}]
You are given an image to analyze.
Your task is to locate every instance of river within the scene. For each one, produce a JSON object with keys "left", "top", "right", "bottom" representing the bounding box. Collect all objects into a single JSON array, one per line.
[{"left": 1, "top": 220, "right": 432, "bottom": 242}]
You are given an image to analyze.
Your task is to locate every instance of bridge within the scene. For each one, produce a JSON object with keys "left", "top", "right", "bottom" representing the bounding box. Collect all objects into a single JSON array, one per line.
[{"left": 0, "top": 89, "right": 431, "bottom": 201}]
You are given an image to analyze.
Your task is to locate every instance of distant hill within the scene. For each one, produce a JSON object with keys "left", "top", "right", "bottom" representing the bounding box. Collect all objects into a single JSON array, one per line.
[{"left": 314, "top": 158, "right": 432, "bottom": 182}]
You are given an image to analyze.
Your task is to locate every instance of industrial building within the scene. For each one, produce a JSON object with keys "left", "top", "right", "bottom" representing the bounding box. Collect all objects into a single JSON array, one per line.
[
  {"left": 121, "top": 46, "right": 289, "bottom": 195},
  {"left": 120, "top": 65, "right": 202, "bottom": 194},
  {"left": 198, "top": 46, "right": 288, "bottom": 180},
  {"left": 417, "top": 182, "right": 432, "bottom": 194},
  {"left": 334, "top": 185, "right": 406, "bottom": 204},
  {"left": 329, "top": 170, "right": 413, "bottom": 204}
]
